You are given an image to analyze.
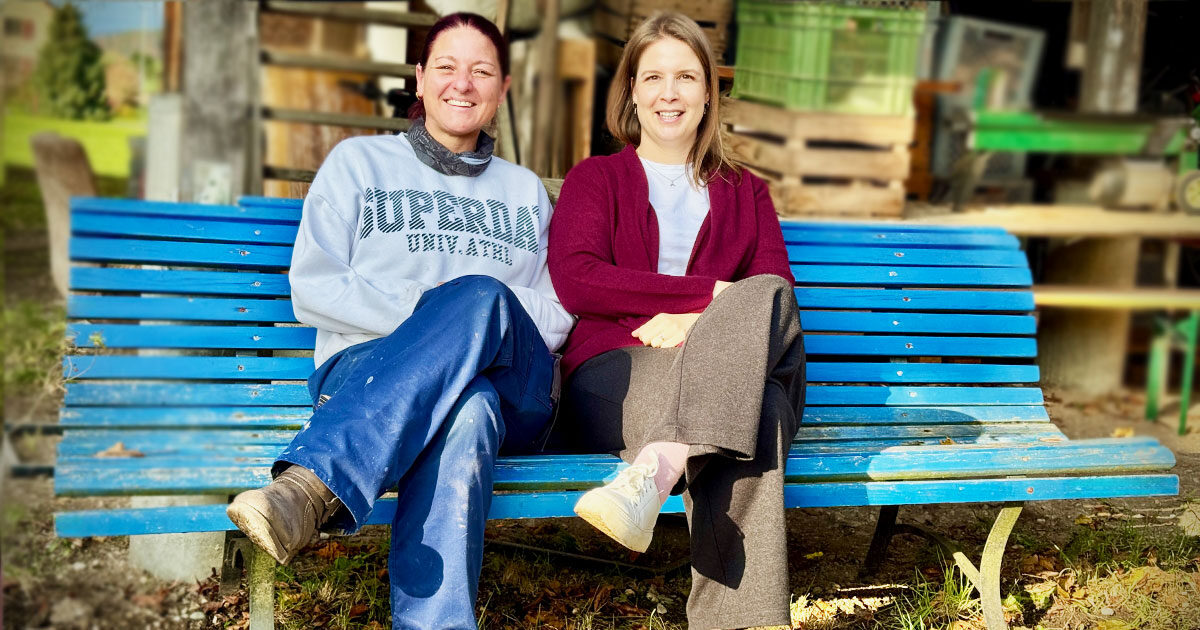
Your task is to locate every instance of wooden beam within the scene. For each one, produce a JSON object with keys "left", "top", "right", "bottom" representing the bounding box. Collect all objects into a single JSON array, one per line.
[
  {"left": 261, "top": 1, "right": 437, "bottom": 28},
  {"left": 261, "top": 107, "right": 411, "bottom": 131},
  {"left": 1035, "top": 286, "right": 1200, "bottom": 310},
  {"left": 908, "top": 205, "right": 1200, "bottom": 238},
  {"left": 260, "top": 49, "right": 416, "bottom": 78}
]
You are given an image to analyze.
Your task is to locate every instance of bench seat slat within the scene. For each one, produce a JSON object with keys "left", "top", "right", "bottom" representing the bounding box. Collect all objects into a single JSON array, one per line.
[
  {"left": 71, "top": 237, "right": 292, "bottom": 269},
  {"left": 793, "top": 265, "right": 1032, "bottom": 287},
  {"left": 71, "top": 268, "right": 292, "bottom": 297},
  {"left": 67, "top": 324, "right": 1036, "bottom": 358},
  {"left": 63, "top": 356, "right": 1040, "bottom": 384},
  {"left": 68, "top": 296, "right": 295, "bottom": 322},
  {"left": 68, "top": 324, "right": 316, "bottom": 350},
  {"left": 795, "top": 289, "right": 1034, "bottom": 312},
  {"left": 787, "top": 245, "right": 1029, "bottom": 268},
  {"left": 781, "top": 227, "right": 1020, "bottom": 249},
  {"left": 56, "top": 439, "right": 1169, "bottom": 494},
  {"left": 54, "top": 474, "right": 1180, "bottom": 536},
  {"left": 73, "top": 213, "right": 300, "bottom": 246},
  {"left": 781, "top": 220, "right": 1008, "bottom": 235},
  {"left": 800, "top": 312, "right": 1036, "bottom": 335},
  {"left": 73, "top": 197, "right": 301, "bottom": 224},
  {"left": 808, "top": 386, "right": 1044, "bottom": 405},
  {"left": 58, "top": 404, "right": 1050, "bottom": 429}
]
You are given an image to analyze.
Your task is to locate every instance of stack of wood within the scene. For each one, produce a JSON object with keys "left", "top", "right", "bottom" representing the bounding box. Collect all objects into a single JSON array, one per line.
[
  {"left": 723, "top": 98, "right": 915, "bottom": 218},
  {"left": 594, "top": 0, "right": 732, "bottom": 68}
]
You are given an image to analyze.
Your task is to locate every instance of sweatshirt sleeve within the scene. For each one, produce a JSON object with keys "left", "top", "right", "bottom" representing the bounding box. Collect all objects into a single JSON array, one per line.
[
  {"left": 740, "top": 173, "right": 796, "bottom": 283},
  {"left": 289, "top": 143, "right": 431, "bottom": 336},
  {"left": 508, "top": 183, "right": 574, "bottom": 351},
  {"left": 548, "top": 161, "right": 717, "bottom": 319}
]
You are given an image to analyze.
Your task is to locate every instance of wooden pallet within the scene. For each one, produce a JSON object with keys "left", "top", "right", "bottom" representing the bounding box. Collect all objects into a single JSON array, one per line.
[
  {"left": 723, "top": 98, "right": 915, "bottom": 218},
  {"left": 594, "top": 0, "right": 732, "bottom": 67}
]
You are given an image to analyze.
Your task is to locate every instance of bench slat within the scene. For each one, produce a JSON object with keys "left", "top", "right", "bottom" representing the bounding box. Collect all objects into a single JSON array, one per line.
[
  {"left": 68, "top": 296, "right": 295, "bottom": 322},
  {"left": 71, "top": 268, "right": 292, "bottom": 297},
  {"left": 808, "top": 386, "right": 1044, "bottom": 405},
  {"left": 787, "top": 245, "right": 1029, "bottom": 268},
  {"left": 782, "top": 220, "right": 1008, "bottom": 235},
  {"left": 781, "top": 227, "right": 1020, "bottom": 249},
  {"left": 795, "top": 288, "right": 1034, "bottom": 312},
  {"left": 71, "top": 237, "right": 292, "bottom": 269},
  {"left": 58, "top": 404, "right": 1050, "bottom": 429},
  {"left": 73, "top": 213, "right": 300, "bottom": 246},
  {"left": 793, "top": 265, "right": 1032, "bottom": 287},
  {"left": 67, "top": 324, "right": 1035, "bottom": 358},
  {"left": 63, "top": 356, "right": 1040, "bottom": 384},
  {"left": 800, "top": 312, "right": 1035, "bottom": 335},
  {"left": 73, "top": 197, "right": 301, "bottom": 224},
  {"left": 54, "top": 474, "right": 1181, "bottom": 536}
]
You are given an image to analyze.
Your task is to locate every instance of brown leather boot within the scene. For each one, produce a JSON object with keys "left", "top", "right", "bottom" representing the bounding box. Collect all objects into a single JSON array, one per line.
[{"left": 226, "top": 465, "right": 342, "bottom": 564}]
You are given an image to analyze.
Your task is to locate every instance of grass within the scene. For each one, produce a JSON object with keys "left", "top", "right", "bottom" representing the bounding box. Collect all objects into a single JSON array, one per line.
[{"left": 4, "top": 111, "right": 146, "bottom": 178}]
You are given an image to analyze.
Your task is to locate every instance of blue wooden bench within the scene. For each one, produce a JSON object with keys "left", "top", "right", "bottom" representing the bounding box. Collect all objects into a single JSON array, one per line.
[{"left": 55, "top": 195, "right": 1178, "bottom": 630}]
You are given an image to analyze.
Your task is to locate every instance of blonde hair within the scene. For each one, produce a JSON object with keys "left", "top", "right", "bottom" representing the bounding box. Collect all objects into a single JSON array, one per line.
[{"left": 606, "top": 11, "right": 739, "bottom": 186}]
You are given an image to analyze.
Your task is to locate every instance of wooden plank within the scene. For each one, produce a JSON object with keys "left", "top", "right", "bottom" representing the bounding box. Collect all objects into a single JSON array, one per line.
[
  {"left": 726, "top": 131, "right": 911, "bottom": 180},
  {"left": 72, "top": 213, "right": 299, "bottom": 245},
  {"left": 799, "top": 312, "right": 1037, "bottom": 335},
  {"left": 68, "top": 324, "right": 315, "bottom": 350},
  {"left": 631, "top": 0, "right": 731, "bottom": 24},
  {"left": 72, "top": 197, "right": 301, "bottom": 224},
  {"left": 70, "top": 237, "right": 292, "bottom": 269},
  {"left": 65, "top": 383, "right": 312, "bottom": 406},
  {"left": 724, "top": 98, "right": 915, "bottom": 144},
  {"left": 786, "top": 244, "right": 1028, "bottom": 267},
  {"left": 260, "top": 49, "right": 417, "bottom": 78},
  {"left": 804, "top": 335, "right": 1037, "bottom": 358},
  {"left": 261, "top": 1, "right": 437, "bottom": 27},
  {"left": 807, "top": 363, "right": 1039, "bottom": 384},
  {"left": 773, "top": 182, "right": 906, "bottom": 218},
  {"left": 594, "top": 7, "right": 631, "bottom": 41},
  {"left": 54, "top": 474, "right": 1180, "bottom": 535},
  {"left": 1034, "top": 285, "right": 1200, "bottom": 310},
  {"left": 791, "top": 264, "right": 1032, "bottom": 287},
  {"left": 64, "top": 356, "right": 314, "bottom": 381},
  {"left": 71, "top": 268, "right": 292, "bottom": 297},
  {"left": 906, "top": 205, "right": 1200, "bottom": 239},
  {"left": 261, "top": 107, "right": 411, "bottom": 132},
  {"left": 67, "top": 296, "right": 297, "bottom": 323},
  {"left": 59, "top": 406, "right": 312, "bottom": 429},
  {"left": 781, "top": 226, "right": 1020, "bottom": 249},
  {"left": 802, "top": 405, "right": 1050, "bottom": 425},
  {"left": 807, "top": 386, "right": 1044, "bottom": 406},
  {"left": 786, "top": 221, "right": 1007, "bottom": 235}
]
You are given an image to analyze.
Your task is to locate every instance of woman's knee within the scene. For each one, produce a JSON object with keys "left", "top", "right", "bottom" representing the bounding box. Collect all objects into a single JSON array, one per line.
[{"left": 443, "top": 274, "right": 513, "bottom": 302}]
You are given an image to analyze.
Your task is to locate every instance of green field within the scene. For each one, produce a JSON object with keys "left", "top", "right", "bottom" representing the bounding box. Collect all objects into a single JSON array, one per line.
[{"left": 4, "top": 112, "right": 146, "bottom": 178}]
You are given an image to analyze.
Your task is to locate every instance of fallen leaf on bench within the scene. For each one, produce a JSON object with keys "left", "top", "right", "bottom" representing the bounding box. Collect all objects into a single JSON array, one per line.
[
  {"left": 940, "top": 437, "right": 956, "bottom": 445},
  {"left": 95, "top": 441, "right": 144, "bottom": 458},
  {"left": 1111, "top": 426, "right": 1135, "bottom": 438}
]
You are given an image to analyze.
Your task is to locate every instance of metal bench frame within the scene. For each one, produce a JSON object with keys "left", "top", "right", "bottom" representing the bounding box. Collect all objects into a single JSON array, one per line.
[{"left": 55, "top": 196, "right": 1178, "bottom": 630}]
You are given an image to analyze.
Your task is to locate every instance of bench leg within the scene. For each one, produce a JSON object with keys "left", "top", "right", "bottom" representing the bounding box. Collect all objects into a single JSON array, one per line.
[
  {"left": 861, "top": 505, "right": 899, "bottom": 576},
  {"left": 248, "top": 544, "right": 276, "bottom": 630}
]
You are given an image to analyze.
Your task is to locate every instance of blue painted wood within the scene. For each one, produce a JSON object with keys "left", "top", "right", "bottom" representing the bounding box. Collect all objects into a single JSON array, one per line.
[
  {"left": 64, "top": 356, "right": 314, "bottom": 380},
  {"left": 781, "top": 220, "right": 1008, "bottom": 235},
  {"left": 71, "top": 268, "right": 292, "bottom": 297},
  {"left": 64, "top": 383, "right": 312, "bottom": 406},
  {"left": 59, "top": 406, "right": 313, "bottom": 428},
  {"left": 800, "top": 312, "right": 1036, "bottom": 335},
  {"left": 72, "top": 197, "right": 300, "bottom": 224},
  {"left": 54, "top": 474, "right": 1180, "bottom": 536},
  {"left": 794, "top": 288, "right": 1034, "bottom": 312},
  {"left": 238, "top": 196, "right": 303, "bottom": 211},
  {"left": 786, "top": 245, "right": 1028, "bottom": 267},
  {"left": 802, "top": 405, "right": 1050, "bottom": 424},
  {"left": 806, "top": 386, "right": 1044, "bottom": 406},
  {"left": 58, "top": 438, "right": 1178, "bottom": 496},
  {"left": 807, "top": 363, "right": 1040, "bottom": 384},
  {"left": 67, "top": 296, "right": 297, "bottom": 322},
  {"left": 63, "top": 356, "right": 1038, "bottom": 384},
  {"left": 804, "top": 335, "right": 1036, "bottom": 357},
  {"left": 70, "top": 237, "right": 292, "bottom": 269},
  {"left": 791, "top": 265, "right": 1032, "bottom": 287},
  {"left": 72, "top": 213, "right": 299, "bottom": 245},
  {"left": 780, "top": 227, "right": 1020, "bottom": 249},
  {"left": 68, "top": 324, "right": 315, "bottom": 350}
]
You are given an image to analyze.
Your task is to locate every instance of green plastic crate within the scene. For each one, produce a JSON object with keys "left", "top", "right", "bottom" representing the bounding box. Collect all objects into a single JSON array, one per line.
[{"left": 731, "top": 1, "right": 925, "bottom": 116}]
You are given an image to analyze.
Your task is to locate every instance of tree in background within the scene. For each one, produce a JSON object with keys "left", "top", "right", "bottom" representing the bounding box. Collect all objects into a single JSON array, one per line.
[{"left": 32, "top": 2, "right": 110, "bottom": 120}]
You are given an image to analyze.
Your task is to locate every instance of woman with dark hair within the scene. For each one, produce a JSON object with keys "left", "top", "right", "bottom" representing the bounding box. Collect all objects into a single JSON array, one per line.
[
  {"left": 227, "top": 12, "right": 572, "bottom": 628},
  {"left": 548, "top": 11, "right": 805, "bottom": 629}
]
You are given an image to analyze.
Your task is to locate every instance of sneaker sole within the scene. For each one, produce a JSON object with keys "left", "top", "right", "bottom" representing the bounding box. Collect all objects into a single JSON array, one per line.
[
  {"left": 574, "top": 495, "right": 654, "bottom": 553},
  {"left": 226, "top": 501, "right": 295, "bottom": 565}
]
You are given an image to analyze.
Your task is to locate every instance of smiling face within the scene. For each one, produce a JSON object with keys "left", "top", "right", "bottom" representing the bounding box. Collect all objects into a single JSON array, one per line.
[
  {"left": 631, "top": 36, "right": 708, "bottom": 163},
  {"left": 414, "top": 26, "right": 511, "bottom": 154}
]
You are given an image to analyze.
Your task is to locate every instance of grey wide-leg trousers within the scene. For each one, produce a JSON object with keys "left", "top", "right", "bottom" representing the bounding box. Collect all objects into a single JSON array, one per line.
[{"left": 560, "top": 274, "right": 806, "bottom": 630}]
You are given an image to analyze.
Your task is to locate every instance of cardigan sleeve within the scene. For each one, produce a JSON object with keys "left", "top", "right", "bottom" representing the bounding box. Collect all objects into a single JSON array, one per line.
[
  {"left": 549, "top": 160, "right": 718, "bottom": 319},
  {"left": 739, "top": 173, "right": 796, "bottom": 284}
]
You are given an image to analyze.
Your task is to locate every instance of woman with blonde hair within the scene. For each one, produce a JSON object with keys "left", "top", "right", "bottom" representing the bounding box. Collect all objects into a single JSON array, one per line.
[{"left": 548, "top": 11, "right": 806, "bottom": 629}]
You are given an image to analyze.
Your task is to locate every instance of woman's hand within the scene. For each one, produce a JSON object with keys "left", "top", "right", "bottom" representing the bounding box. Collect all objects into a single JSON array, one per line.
[
  {"left": 632, "top": 313, "right": 701, "bottom": 347},
  {"left": 713, "top": 280, "right": 732, "bottom": 298}
]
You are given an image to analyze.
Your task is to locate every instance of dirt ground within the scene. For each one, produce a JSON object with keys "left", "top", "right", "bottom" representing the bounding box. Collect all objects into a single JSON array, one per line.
[{"left": 3, "top": 388, "right": 1198, "bottom": 630}]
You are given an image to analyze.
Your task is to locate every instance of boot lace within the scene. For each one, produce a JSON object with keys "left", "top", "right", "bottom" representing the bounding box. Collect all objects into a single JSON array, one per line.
[{"left": 610, "top": 462, "right": 656, "bottom": 499}]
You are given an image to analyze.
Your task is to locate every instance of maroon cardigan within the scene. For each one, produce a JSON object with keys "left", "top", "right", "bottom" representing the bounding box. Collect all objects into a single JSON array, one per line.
[{"left": 548, "top": 144, "right": 794, "bottom": 377}]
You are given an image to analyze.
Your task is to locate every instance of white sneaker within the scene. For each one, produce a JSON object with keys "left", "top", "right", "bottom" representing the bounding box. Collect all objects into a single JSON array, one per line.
[{"left": 574, "top": 461, "right": 661, "bottom": 553}]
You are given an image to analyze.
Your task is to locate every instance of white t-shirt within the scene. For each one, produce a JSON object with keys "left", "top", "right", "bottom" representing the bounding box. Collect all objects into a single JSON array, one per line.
[{"left": 640, "top": 158, "right": 710, "bottom": 276}]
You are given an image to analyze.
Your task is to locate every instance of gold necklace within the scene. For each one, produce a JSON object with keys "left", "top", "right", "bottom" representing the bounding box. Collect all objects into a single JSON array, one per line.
[{"left": 643, "top": 161, "right": 687, "bottom": 187}]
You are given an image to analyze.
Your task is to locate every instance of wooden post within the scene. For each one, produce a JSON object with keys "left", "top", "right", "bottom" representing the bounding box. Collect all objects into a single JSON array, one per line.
[
  {"left": 530, "top": 0, "right": 560, "bottom": 177},
  {"left": 179, "top": 0, "right": 258, "bottom": 201},
  {"left": 30, "top": 133, "right": 97, "bottom": 299},
  {"left": 1039, "top": 0, "right": 1147, "bottom": 395}
]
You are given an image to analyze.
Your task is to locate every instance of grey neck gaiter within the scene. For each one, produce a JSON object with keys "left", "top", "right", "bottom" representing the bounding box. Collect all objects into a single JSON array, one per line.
[{"left": 406, "top": 116, "right": 494, "bottom": 177}]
